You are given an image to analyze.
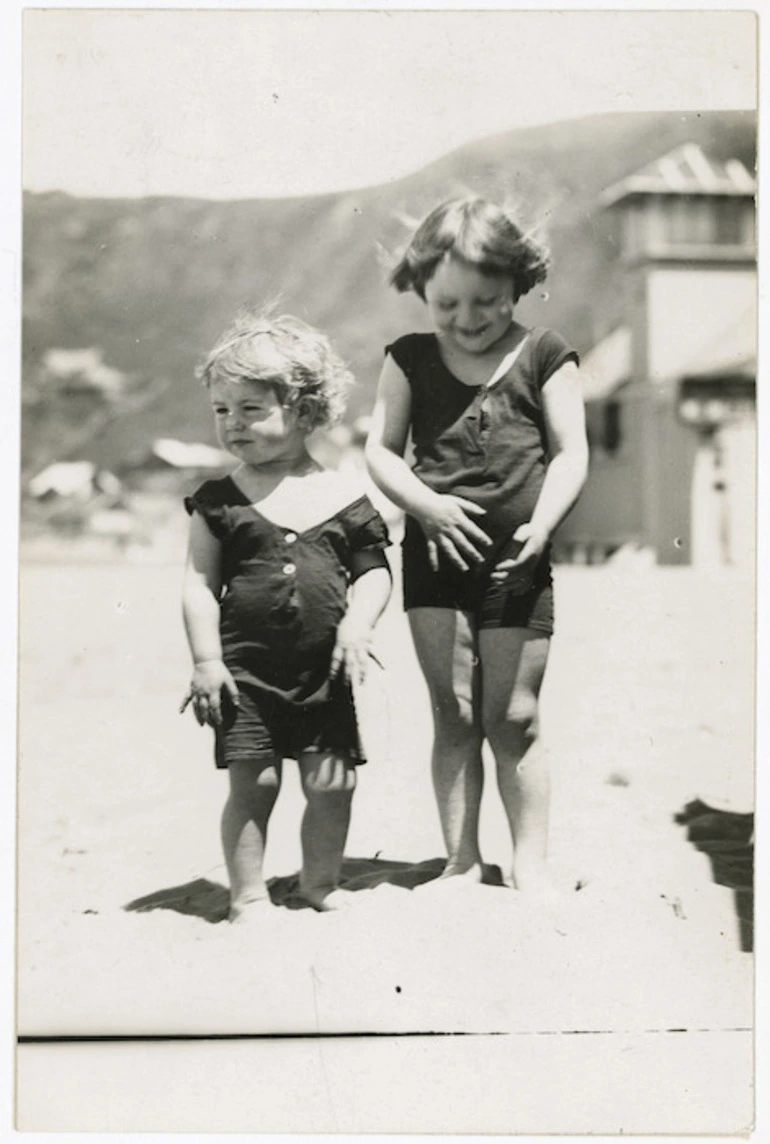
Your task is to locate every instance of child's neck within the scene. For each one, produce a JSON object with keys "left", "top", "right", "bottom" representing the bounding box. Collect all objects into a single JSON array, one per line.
[
  {"left": 234, "top": 448, "right": 317, "bottom": 488},
  {"left": 230, "top": 450, "right": 356, "bottom": 529},
  {"left": 438, "top": 319, "right": 524, "bottom": 386}
]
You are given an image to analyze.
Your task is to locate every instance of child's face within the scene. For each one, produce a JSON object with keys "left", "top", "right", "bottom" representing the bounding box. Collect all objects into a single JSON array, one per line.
[
  {"left": 424, "top": 257, "right": 515, "bottom": 355},
  {"left": 209, "top": 378, "right": 304, "bottom": 465}
]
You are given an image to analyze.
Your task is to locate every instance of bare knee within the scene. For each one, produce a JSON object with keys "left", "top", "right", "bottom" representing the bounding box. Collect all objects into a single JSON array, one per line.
[
  {"left": 430, "top": 690, "right": 482, "bottom": 748},
  {"left": 484, "top": 693, "right": 540, "bottom": 756},
  {"left": 303, "top": 772, "right": 357, "bottom": 799},
  {"left": 301, "top": 754, "right": 357, "bottom": 798},
  {"left": 227, "top": 759, "right": 282, "bottom": 806}
]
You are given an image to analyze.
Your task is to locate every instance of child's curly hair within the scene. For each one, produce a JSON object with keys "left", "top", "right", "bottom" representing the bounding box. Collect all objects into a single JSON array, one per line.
[
  {"left": 197, "top": 307, "right": 353, "bottom": 431},
  {"left": 389, "top": 197, "right": 550, "bottom": 303}
]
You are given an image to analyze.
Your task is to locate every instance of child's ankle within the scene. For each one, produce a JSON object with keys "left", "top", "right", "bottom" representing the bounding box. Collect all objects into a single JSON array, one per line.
[
  {"left": 441, "top": 857, "right": 483, "bottom": 878},
  {"left": 228, "top": 896, "right": 273, "bottom": 923},
  {"left": 229, "top": 888, "right": 270, "bottom": 911}
]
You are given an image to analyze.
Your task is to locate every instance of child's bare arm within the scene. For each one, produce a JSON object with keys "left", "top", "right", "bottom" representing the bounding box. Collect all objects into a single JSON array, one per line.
[
  {"left": 492, "top": 360, "right": 588, "bottom": 583},
  {"left": 365, "top": 355, "right": 491, "bottom": 570},
  {"left": 534, "top": 360, "right": 589, "bottom": 534},
  {"left": 331, "top": 563, "right": 392, "bottom": 685},
  {"left": 181, "top": 512, "right": 239, "bottom": 725}
]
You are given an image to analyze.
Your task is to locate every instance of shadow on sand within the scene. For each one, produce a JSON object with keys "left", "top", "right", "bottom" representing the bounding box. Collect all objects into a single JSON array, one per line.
[{"left": 123, "top": 857, "right": 506, "bottom": 923}]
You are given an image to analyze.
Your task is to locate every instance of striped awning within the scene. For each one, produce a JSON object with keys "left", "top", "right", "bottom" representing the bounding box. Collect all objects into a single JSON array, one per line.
[{"left": 600, "top": 144, "right": 756, "bottom": 208}]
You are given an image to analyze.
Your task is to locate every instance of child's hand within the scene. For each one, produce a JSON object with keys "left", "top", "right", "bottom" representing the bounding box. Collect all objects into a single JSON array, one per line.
[
  {"left": 490, "top": 522, "right": 548, "bottom": 591},
  {"left": 416, "top": 493, "right": 492, "bottom": 572},
  {"left": 179, "top": 660, "right": 240, "bottom": 726},
  {"left": 330, "top": 616, "right": 376, "bottom": 687}
]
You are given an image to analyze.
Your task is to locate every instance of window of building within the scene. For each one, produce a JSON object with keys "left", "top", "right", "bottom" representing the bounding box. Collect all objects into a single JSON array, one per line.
[
  {"left": 713, "top": 200, "right": 741, "bottom": 244},
  {"left": 604, "top": 401, "right": 622, "bottom": 454}
]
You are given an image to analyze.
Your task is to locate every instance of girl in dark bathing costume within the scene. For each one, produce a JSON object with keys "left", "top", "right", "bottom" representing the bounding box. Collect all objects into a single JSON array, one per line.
[
  {"left": 366, "top": 198, "right": 588, "bottom": 898},
  {"left": 182, "top": 310, "right": 391, "bottom": 922}
]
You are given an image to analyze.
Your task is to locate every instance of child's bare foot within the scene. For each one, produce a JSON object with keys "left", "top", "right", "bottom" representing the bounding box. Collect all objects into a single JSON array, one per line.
[
  {"left": 417, "top": 861, "right": 484, "bottom": 890},
  {"left": 299, "top": 886, "right": 358, "bottom": 912},
  {"left": 512, "top": 868, "right": 567, "bottom": 904},
  {"left": 513, "top": 871, "right": 589, "bottom": 937},
  {"left": 228, "top": 895, "right": 273, "bottom": 924}
]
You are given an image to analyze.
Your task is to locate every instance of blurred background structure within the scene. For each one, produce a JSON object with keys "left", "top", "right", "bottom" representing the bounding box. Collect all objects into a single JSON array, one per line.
[
  {"left": 558, "top": 142, "right": 756, "bottom": 567},
  {"left": 20, "top": 109, "right": 756, "bottom": 567}
]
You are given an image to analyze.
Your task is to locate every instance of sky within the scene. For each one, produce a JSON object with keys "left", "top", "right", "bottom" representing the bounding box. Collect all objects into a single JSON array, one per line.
[{"left": 21, "top": 8, "right": 758, "bottom": 200}]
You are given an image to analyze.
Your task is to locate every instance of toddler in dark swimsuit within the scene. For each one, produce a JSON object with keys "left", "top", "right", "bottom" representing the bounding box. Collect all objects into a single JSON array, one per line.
[
  {"left": 181, "top": 309, "right": 391, "bottom": 921},
  {"left": 366, "top": 197, "right": 588, "bottom": 899}
]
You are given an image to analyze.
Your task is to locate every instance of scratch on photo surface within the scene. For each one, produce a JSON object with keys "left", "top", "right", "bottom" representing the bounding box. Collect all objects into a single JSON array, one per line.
[{"left": 309, "top": 964, "right": 340, "bottom": 1131}]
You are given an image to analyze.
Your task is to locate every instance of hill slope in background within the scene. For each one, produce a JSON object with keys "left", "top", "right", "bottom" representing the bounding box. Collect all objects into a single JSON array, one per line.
[{"left": 22, "top": 110, "right": 756, "bottom": 473}]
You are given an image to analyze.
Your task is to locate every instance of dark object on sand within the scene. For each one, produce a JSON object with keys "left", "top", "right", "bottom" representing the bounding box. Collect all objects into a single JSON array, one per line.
[
  {"left": 675, "top": 799, "right": 754, "bottom": 952},
  {"left": 123, "top": 859, "right": 508, "bottom": 923}
]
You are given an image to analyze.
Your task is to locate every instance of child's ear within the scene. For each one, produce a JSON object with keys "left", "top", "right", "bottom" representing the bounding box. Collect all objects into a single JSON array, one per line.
[{"left": 296, "top": 395, "right": 318, "bottom": 429}]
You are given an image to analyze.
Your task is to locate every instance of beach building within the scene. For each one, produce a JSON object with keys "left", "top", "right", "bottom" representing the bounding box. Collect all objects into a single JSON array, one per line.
[
  {"left": 557, "top": 144, "right": 756, "bottom": 566},
  {"left": 28, "top": 460, "right": 121, "bottom": 502}
]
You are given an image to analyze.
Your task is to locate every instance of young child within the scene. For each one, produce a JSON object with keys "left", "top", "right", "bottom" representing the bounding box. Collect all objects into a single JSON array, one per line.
[
  {"left": 181, "top": 310, "right": 391, "bottom": 921},
  {"left": 365, "top": 197, "right": 588, "bottom": 898}
]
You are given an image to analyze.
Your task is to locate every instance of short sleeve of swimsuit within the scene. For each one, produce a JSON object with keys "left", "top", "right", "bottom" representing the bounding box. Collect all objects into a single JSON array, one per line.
[
  {"left": 385, "top": 334, "right": 421, "bottom": 382},
  {"left": 387, "top": 330, "right": 579, "bottom": 388},
  {"left": 344, "top": 496, "right": 391, "bottom": 581},
  {"left": 532, "top": 328, "right": 580, "bottom": 387},
  {"left": 183, "top": 481, "right": 229, "bottom": 539}
]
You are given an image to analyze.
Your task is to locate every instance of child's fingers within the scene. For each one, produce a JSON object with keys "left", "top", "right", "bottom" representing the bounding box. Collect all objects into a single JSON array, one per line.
[
  {"left": 427, "top": 539, "right": 439, "bottom": 571},
  {"left": 454, "top": 512, "right": 492, "bottom": 547},
  {"left": 345, "top": 646, "right": 368, "bottom": 687},
  {"left": 453, "top": 497, "right": 486, "bottom": 516},
  {"left": 491, "top": 551, "right": 534, "bottom": 590},
  {"left": 436, "top": 535, "right": 469, "bottom": 572},
  {"left": 190, "top": 691, "right": 214, "bottom": 726},
  {"left": 330, "top": 643, "right": 343, "bottom": 678},
  {"left": 459, "top": 525, "right": 493, "bottom": 553},
  {"left": 224, "top": 678, "right": 240, "bottom": 707},
  {"left": 451, "top": 528, "right": 488, "bottom": 564},
  {"left": 202, "top": 687, "right": 223, "bottom": 725},
  {"left": 512, "top": 541, "right": 538, "bottom": 567},
  {"left": 179, "top": 692, "right": 192, "bottom": 714},
  {"left": 496, "top": 540, "right": 533, "bottom": 572},
  {"left": 491, "top": 568, "right": 523, "bottom": 583}
]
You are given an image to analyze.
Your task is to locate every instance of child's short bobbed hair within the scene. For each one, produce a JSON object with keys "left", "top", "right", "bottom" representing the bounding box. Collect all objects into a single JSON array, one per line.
[
  {"left": 390, "top": 197, "right": 550, "bottom": 303},
  {"left": 197, "top": 308, "right": 353, "bottom": 431}
]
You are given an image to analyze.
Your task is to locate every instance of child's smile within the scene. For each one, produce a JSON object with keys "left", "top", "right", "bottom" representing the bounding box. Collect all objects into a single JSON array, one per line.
[{"left": 424, "top": 256, "right": 515, "bottom": 356}]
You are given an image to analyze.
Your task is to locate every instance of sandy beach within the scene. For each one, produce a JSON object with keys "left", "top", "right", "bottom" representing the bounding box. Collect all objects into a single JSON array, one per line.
[{"left": 16, "top": 541, "right": 754, "bottom": 1132}]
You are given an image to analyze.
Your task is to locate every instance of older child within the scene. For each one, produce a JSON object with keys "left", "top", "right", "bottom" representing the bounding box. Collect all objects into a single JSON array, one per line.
[
  {"left": 366, "top": 197, "right": 588, "bottom": 898},
  {"left": 181, "top": 310, "right": 391, "bottom": 921}
]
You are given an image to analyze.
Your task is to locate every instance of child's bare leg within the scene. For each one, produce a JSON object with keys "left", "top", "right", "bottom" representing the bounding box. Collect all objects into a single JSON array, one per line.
[
  {"left": 409, "top": 608, "right": 484, "bottom": 882},
  {"left": 222, "top": 757, "right": 282, "bottom": 921},
  {"left": 480, "top": 629, "right": 559, "bottom": 896},
  {"left": 297, "top": 751, "right": 357, "bottom": 910}
]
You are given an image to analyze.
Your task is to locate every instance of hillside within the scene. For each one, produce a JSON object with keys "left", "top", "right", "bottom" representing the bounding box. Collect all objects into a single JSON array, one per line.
[{"left": 22, "top": 109, "right": 756, "bottom": 473}]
